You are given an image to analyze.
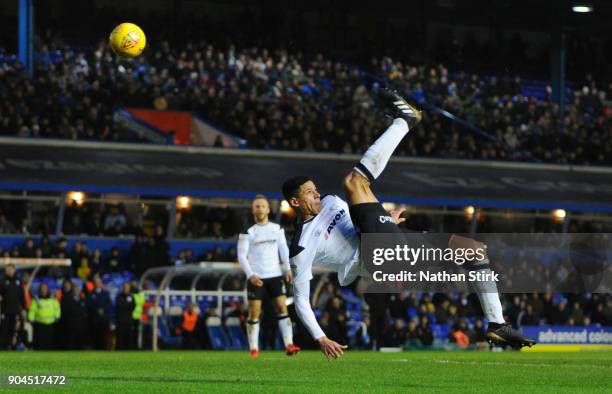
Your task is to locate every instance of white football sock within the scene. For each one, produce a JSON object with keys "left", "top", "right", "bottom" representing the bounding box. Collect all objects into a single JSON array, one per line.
[
  {"left": 477, "top": 290, "right": 505, "bottom": 324},
  {"left": 247, "top": 320, "right": 260, "bottom": 351},
  {"left": 469, "top": 261, "right": 505, "bottom": 323},
  {"left": 277, "top": 314, "right": 294, "bottom": 347},
  {"left": 354, "top": 118, "right": 409, "bottom": 180}
]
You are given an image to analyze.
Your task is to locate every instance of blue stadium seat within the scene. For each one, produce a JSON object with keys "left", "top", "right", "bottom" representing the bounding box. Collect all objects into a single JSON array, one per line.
[
  {"left": 347, "top": 320, "right": 362, "bottom": 346},
  {"left": 407, "top": 307, "right": 419, "bottom": 320},
  {"left": 156, "top": 315, "right": 182, "bottom": 347},
  {"left": 206, "top": 317, "right": 230, "bottom": 350},
  {"left": 169, "top": 295, "right": 186, "bottom": 307},
  {"left": 432, "top": 323, "right": 450, "bottom": 339},
  {"left": 347, "top": 310, "right": 362, "bottom": 321},
  {"left": 71, "top": 278, "right": 84, "bottom": 290},
  {"left": 225, "top": 317, "right": 248, "bottom": 350},
  {"left": 340, "top": 289, "right": 362, "bottom": 304}
]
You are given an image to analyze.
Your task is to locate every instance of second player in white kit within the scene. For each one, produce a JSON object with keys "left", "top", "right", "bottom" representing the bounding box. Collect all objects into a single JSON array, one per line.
[{"left": 237, "top": 195, "right": 301, "bottom": 357}]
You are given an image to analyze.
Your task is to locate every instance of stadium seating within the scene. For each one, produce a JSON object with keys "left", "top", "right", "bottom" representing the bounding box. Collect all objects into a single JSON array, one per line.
[
  {"left": 206, "top": 316, "right": 230, "bottom": 350},
  {"left": 225, "top": 317, "right": 248, "bottom": 350}
]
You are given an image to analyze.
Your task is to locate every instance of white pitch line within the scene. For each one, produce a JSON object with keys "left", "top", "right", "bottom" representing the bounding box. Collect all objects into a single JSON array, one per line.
[{"left": 430, "top": 359, "right": 610, "bottom": 369}]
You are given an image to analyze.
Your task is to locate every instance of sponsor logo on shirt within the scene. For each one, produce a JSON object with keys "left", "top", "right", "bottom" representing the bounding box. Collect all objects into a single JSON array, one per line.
[
  {"left": 324, "top": 209, "right": 346, "bottom": 240},
  {"left": 379, "top": 215, "right": 394, "bottom": 224}
]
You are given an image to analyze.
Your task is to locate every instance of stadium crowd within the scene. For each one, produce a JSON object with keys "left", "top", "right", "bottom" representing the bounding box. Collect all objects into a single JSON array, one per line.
[
  {"left": 0, "top": 30, "right": 611, "bottom": 165},
  {"left": 1, "top": 197, "right": 611, "bottom": 351},
  {"left": 1, "top": 231, "right": 610, "bottom": 351}
]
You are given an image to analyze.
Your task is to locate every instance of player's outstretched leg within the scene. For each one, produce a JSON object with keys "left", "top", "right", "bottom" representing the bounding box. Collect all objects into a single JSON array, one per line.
[
  {"left": 449, "top": 235, "right": 536, "bottom": 349},
  {"left": 345, "top": 89, "right": 422, "bottom": 206}
]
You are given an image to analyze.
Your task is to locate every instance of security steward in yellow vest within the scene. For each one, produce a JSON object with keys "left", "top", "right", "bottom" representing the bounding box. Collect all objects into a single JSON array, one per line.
[
  {"left": 131, "top": 281, "right": 145, "bottom": 349},
  {"left": 28, "top": 282, "right": 60, "bottom": 350}
]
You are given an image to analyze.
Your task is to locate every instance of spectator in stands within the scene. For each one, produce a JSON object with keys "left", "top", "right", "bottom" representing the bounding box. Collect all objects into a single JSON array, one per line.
[
  {"left": 364, "top": 293, "right": 390, "bottom": 350},
  {"left": 10, "top": 245, "right": 20, "bottom": 258},
  {"left": 517, "top": 304, "right": 540, "bottom": 327},
  {"left": 105, "top": 247, "right": 124, "bottom": 273},
  {"left": 40, "top": 236, "right": 52, "bottom": 257},
  {"left": 86, "top": 274, "right": 112, "bottom": 350},
  {"left": 79, "top": 243, "right": 91, "bottom": 260},
  {"left": 325, "top": 296, "right": 348, "bottom": 345},
  {"left": 404, "top": 319, "right": 422, "bottom": 349},
  {"left": 56, "top": 279, "right": 70, "bottom": 303},
  {"left": 130, "top": 234, "right": 146, "bottom": 275},
  {"left": 28, "top": 282, "right": 61, "bottom": 350},
  {"left": 63, "top": 212, "right": 84, "bottom": 235},
  {"left": 202, "top": 249, "right": 214, "bottom": 262},
  {"left": 90, "top": 248, "right": 103, "bottom": 274},
  {"left": 569, "top": 301, "right": 585, "bottom": 324},
  {"left": 211, "top": 222, "right": 223, "bottom": 239},
  {"left": 418, "top": 315, "right": 434, "bottom": 347},
  {"left": 212, "top": 245, "right": 225, "bottom": 261},
  {"left": 70, "top": 241, "right": 83, "bottom": 271},
  {"left": 53, "top": 237, "right": 69, "bottom": 257},
  {"left": 389, "top": 292, "right": 410, "bottom": 320},
  {"left": 58, "top": 280, "right": 87, "bottom": 349},
  {"left": 224, "top": 247, "right": 236, "bottom": 263},
  {"left": 184, "top": 248, "right": 194, "bottom": 264},
  {"left": 181, "top": 302, "right": 199, "bottom": 349},
  {"left": 143, "top": 237, "right": 165, "bottom": 268},
  {"left": 103, "top": 205, "right": 127, "bottom": 235},
  {"left": 19, "top": 238, "right": 36, "bottom": 258},
  {"left": 448, "top": 322, "right": 470, "bottom": 349},
  {"left": 469, "top": 319, "right": 488, "bottom": 348},
  {"left": 591, "top": 301, "right": 611, "bottom": 325},
  {"left": 153, "top": 225, "right": 170, "bottom": 266},
  {"left": 384, "top": 318, "right": 407, "bottom": 347},
  {"left": 550, "top": 300, "right": 570, "bottom": 325},
  {"left": 0, "top": 264, "right": 26, "bottom": 350},
  {"left": 115, "top": 282, "right": 135, "bottom": 350},
  {"left": 81, "top": 205, "right": 101, "bottom": 235},
  {"left": 435, "top": 299, "right": 451, "bottom": 324},
  {"left": 0, "top": 213, "right": 17, "bottom": 234},
  {"left": 76, "top": 257, "right": 92, "bottom": 281}
]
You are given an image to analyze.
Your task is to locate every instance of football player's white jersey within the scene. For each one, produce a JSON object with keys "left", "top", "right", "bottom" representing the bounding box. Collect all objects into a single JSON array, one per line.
[
  {"left": 237, "top": 222, "right": 290, "bottom": 279},
  {"left": 290, "top": 195, "right": 361, "bottom": 286},
  {"left": 290, "top": 195, "right": 361, "bottom": 340}
]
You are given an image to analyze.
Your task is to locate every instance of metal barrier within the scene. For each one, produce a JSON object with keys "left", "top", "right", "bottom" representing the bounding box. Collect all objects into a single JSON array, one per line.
[{"left": 139, "top": 262, "right": 246, "bottom": 351}]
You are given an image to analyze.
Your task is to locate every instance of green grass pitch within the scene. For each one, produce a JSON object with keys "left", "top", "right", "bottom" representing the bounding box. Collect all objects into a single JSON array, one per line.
[{"left": 0, "top": 351, "right": 610, "bottom": 393}]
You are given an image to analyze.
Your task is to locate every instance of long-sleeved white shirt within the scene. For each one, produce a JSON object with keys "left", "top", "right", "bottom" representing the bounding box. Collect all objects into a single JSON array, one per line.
[
  {"left": 237, "top": 222, "right": 290, "bottom": 279},
  {"left": 290, "top": 195, "right": 361, "bottom": 340}
]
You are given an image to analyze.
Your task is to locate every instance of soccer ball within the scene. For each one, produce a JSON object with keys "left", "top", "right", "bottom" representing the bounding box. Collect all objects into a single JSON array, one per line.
[{"left": 109, "top": 23, "right": 146, "bottom": 58}]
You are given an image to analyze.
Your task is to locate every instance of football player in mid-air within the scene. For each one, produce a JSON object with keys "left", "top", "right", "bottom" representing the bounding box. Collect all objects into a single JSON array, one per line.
[
  {"left": 282, "top": 89, "right": 536, "bottom": 360},
  {"left": 237, "top": 195, "right": 301, "bottom": 357}
]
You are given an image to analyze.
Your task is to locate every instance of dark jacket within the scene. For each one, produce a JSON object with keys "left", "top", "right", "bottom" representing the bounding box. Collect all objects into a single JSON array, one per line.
[
  {"left": 86, "top": 288, "right": 112, "bottom": 319},
  {"left": 0, "top": 275, "right": 26, "bottom": 314},
  {"left": 115, "top": 292, "right": 135, "bottom": 325},
  {"left": 60, "top": 293, "right": 87, "bottom": 326}
]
